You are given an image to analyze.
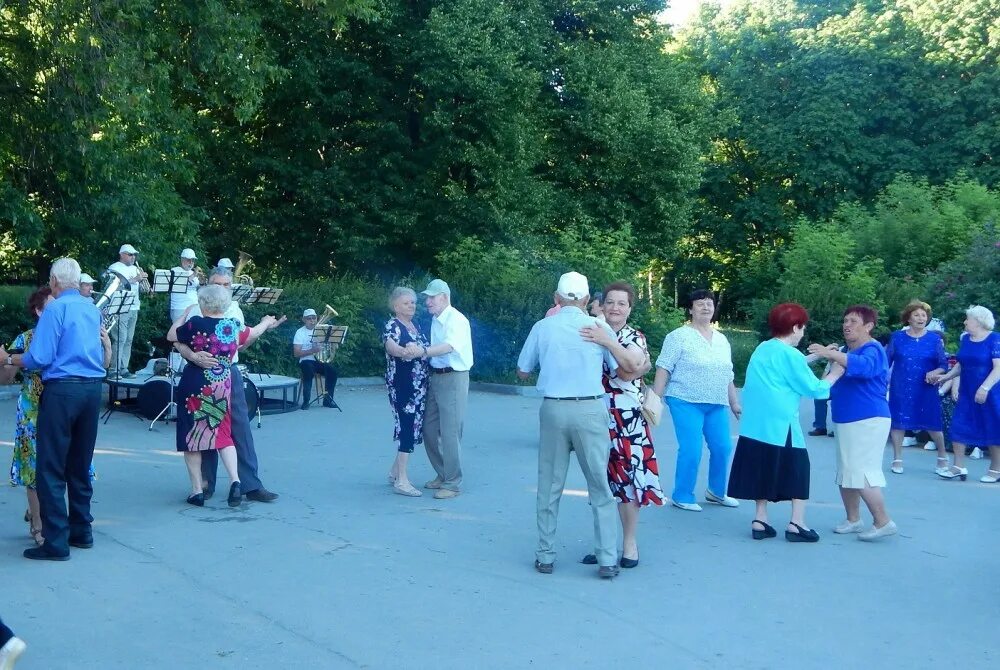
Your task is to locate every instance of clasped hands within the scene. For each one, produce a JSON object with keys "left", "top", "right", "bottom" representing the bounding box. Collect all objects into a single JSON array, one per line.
[{"left": 400, "top": 342, "right": 425, "bottom": 361}]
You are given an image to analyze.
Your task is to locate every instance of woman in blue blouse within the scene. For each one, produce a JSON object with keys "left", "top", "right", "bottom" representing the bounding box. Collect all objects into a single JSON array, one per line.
[
  {"left": 930, "top": 306, "right": 1000, "bottom": 483},
  {"left": 729, "top": 304, "right": 842, "bottom": 541},
  {"left": 886, "top": 301, "right": 948, "bottom": 475},
  {"left": 809, "top": 305, "right": 897, "bottom": 542}
]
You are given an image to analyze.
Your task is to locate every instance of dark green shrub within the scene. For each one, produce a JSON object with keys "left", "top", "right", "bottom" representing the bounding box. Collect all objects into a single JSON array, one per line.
[
  {"left": 924, "top": 222, "right": 1000, "bottom": 340},
  {"left": 0, "top": 285, "right": 37, "bottom": 348}
]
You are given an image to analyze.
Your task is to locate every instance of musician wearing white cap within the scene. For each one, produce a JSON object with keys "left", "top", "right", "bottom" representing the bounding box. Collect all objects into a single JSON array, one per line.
[
  {"left": 169, "top": 248, "right": 201, "bottom": 322},
  {"left": 216, "top": 257, "right": 235, "bottom": 270},
  {"left": 414, "top": 279, "right": 473, "bottom": 499},
  {"left": 106, "top": 243, "right": 146, "bottom": 379},
  {"left": 293, "top": 308, "right": 339, "bottom": 410},
  {"left": 79, "top": 273, "right": 95, "bottom": 298}
]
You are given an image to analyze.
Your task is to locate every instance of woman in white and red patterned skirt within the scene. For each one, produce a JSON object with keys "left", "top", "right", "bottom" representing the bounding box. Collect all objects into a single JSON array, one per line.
[{"left": 580, "top": 282, "right": 664, "bottom": 569}]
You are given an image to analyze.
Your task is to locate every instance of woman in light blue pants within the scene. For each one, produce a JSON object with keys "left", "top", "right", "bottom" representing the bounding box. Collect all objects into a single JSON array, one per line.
[{"left": 651, "top": 290, "right": 741, "bottom": 511}]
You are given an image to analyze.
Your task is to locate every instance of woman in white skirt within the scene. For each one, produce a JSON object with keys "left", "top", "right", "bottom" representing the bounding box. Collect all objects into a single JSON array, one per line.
[{"left": 808, "top": 305, "right": 898, "bottom": 541}]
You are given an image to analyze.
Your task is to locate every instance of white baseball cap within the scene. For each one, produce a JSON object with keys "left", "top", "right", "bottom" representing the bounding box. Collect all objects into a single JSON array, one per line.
[
  {"left": 180, "top": 248, "right": 197, "bottom": 260},
  {"left": 556, "top": 271, "right": 589, "bottom": 300},
  {"left": 303, "top": 308, "right": 317, "bottom": 318},
  {"left": 217, "top": 257, "right": 235, "bottom": 269},
  {"left": 80, "top": 273, "right": 95, "bottom": 284},
  {"left": 421, "top": 279, "right": 451, "bottom": 296},
  {"left": 119, "top": 244, "right": 138, "bottom": 255}
]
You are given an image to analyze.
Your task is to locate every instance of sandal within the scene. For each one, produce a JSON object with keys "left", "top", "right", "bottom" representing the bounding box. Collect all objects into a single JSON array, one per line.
[
  {"left": 935, "top": 457, "right": 949, "bottom": 475},
  {"left": 30, "top": 525, "right": 44, "bottom": 546},
  {"left": 980, "top": 469, "right": 1000, "bottom": 484},
  {"left": 890, "top": 459, "right": 904, "bottom": 474},
  {"left": 392, "top": 481, "right": 422, "bottom": 497},
  {"left": 751, "top": 520, "right": 776, "bottom": 540}
]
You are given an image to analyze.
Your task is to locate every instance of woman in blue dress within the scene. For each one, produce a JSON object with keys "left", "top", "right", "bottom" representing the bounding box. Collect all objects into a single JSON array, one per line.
[
  {"left": 886, "top": 301, "right": 948, "bottom": 475},
  {"left": 931, "top": 305, "right": 1000, "bottom": 483}
]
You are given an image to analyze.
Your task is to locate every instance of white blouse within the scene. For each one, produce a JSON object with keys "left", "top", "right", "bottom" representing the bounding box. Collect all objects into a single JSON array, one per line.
[{"left": 655, "top": 325, "right": 734, "bottom": 406}]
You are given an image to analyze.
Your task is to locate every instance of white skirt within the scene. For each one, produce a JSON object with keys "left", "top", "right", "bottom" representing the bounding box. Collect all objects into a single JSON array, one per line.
[{"left": 833, "top": 417, "right": 891, "bottom": 489}]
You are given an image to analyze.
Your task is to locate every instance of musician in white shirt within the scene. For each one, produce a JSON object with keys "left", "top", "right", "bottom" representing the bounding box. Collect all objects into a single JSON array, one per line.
[
  {"left": 79, "top": 273, "right": 95, "bottom": 298},
  {"left": 415, "top": 279, "right": 473, "bottom": 499},
  {"left": 169, "top": 248, "right": 200, "bottom": 322},
  {"left": 292, "top": 308, "right": 339, "bottom": 410},
  {"left": 105, "top": 243, "right": 147, "bottom": 379}
]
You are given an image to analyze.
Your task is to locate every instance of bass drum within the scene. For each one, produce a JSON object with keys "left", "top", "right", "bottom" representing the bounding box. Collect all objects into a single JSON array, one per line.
[
  {"left": 244, "top": 375, "right": 259, "bottom": 420},
  {"left": 136, "top": 378, "right": 176, "bottom": 420}
]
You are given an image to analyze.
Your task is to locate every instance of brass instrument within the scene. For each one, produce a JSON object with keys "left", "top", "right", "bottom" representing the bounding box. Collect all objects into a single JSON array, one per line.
[
  {"left": 234, "top": 250, "right": 254, "bottom": 288},
  {"left": 313, "top": 304, "right": 340, "bottom": 364},
  {"left": 194, "top": 266, "right": 207, "bottom": 284},
  {"left": 95, "top": 272, "right": 126, "bottom": 331},
  {"left": 135, "top": 261, "right": 152, "bottom": 293}
]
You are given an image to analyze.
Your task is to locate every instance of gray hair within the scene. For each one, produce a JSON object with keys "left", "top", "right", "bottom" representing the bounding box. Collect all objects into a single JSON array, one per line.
[
  {"left": 209, "top": 267, "right": 234, "bottom": 282},
  {"left": 389, "top": 286, "right": 417, "bottom": 309},
  {"left": 198, "top": 283, "right": 232, "bottom": 315},
  {"left": 50, "top": 257, "right": 81, "bottom": 289},
  {"left": 966, "top": 305, "right": 995, "bottom": 331}
]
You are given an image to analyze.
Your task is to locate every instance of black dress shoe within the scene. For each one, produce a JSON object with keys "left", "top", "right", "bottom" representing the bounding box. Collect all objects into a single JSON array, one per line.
[
  {"left": 785, "top": 522, "right": 820, "bottom": 543},
  {"left": 202, "top": 486, "right": 215, "bottom": 500},
  {"left": 227, "top": 481, "right": 242, "bottom": 507},
  {"left": 534, "top": 560, "right": 553, "bottom": 574},
  {"left": 807, "top": 428, "right": 828, "bottom": 436},
  {"left": 245, "top": 488, "right": 278, "bottom": 503},
  {"left": 24, "top": 544, "right": 70, "bottom": 561},
  {"left": 69, "top": 534, "right": 94, "bottom": 549},
  {"left": 619, "top": 556, "right": 639, "bottom": 569},
  {"left": 186, "top": 493, "right": 205, "bottom": 507},
  {"left": 581, "top": 554, "right": 598, "bottom": 565}
]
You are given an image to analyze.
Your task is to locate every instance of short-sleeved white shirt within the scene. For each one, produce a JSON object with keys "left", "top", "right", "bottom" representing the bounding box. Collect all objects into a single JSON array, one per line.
[
  {"left": 655, "top": 325, "right": 734, "bottom": 405},
  {"left": 107, "top": 261, "right": 142, "bottom": 311},
  {"left": 169, "top": 266, "right": 200, "bottom": 313},
  {"left": 430, "top": 305, "right": 474, "bottom": 371},
  {"left": 293, "top": 326, "right": 315, "bottom": 362}
]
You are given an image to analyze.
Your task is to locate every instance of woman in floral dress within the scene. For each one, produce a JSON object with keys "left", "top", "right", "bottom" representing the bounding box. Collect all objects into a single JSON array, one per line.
[
  {"left": 382, "top": 287, "right": 430, "bottom": 497},
  {"left": 168, "top": 284, "right": 284, "bottom": 507},
  {"left": 581, "top": 282, "right": 664, "bottom": 569}
]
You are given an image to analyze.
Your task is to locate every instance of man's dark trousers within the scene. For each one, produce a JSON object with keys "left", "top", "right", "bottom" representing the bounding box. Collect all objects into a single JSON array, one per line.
[
  {"left": 300, "top": 359, "right": 338, "bottom": 405},
  {"left": 35, "top": 379, "right": 102, "bottom": 554},
  {"left": 201, "top": 364, "right": 263, "bottom": 494}
]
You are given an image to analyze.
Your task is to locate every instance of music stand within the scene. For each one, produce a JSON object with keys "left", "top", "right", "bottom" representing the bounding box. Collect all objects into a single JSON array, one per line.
[
  {"left": 101, "top": 291, "right": 137, "bottom": 423},
  {"left": 245, "top": 287, "right": 283, "bottom": 305},
  {"left": 232, "top": 284, "right": 254, "bottom": 304},
  {"left": 154, "top": 268, "right": 191, "bottom": 295},
  {"left": 306, "top": 325, "right": 348, "bottom": 410}
]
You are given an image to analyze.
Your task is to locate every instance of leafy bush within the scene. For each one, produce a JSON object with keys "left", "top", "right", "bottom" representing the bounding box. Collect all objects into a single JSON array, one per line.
[
  {"left": 924, "top": 222, "right": 1000, "bottom": 340},
  {"left": 0, "top": 285, "right": 36, "bottom": 349}
]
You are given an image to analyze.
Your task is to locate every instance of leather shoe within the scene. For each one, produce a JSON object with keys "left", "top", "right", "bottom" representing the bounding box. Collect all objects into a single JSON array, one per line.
[
  {"left": 581, "top": 554, "right": 598, "bottom": 565},
  {"left": 227, "top": 481, "right": 243, "bottom": 507},
  {"left": 619, "top": 556, "right": 639, "bottom": 568},
  {"left": 323, "top": 398, "right": 339, "bottom": 410},
  {"left": 24, "top": 544, "right": 70, "bottom": 561},
  {"left": 433, "top": 488, "right": 459, "bottom": 499},
  {"left": 425, "top": 478, "right": 443, "bottom": 490},
  {"left": 300, "top": 402, "right": 310, "bottom": 411},
  {"left": 534, "top": 560, "right": 553, "bottom": 574},
  {"left": 186, "top": 493, "right": 205, "bottom": 507},
  {"left": 69, "top": 533, "right": 94, "bottom": 549},
  {"left": 245, "top": 488, "right": 279, "bottom": 503},
  {"left": 598, "top": 565, "right": 619, "bottom": 579},
  {"left": 202, "top": 485, "right": 215, "bottom": 500}
]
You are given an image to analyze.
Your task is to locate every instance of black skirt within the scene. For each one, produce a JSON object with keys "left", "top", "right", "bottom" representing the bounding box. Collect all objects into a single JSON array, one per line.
[{"left": 727, "top": 434, "right": 810, "bottom": 502}]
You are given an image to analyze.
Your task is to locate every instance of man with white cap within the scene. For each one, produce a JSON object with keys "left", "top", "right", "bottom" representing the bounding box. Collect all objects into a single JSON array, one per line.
[
  {"left": 79, "top": 273, "right": 96, "bottom": 298},
  {"left": 106, "top": 243, "right": 146, "bottom": 379},
  {"left": 416, "top": 279, "right": 473, "bottom": 499},
  {"left": 293, "top": 308, "right": 339, "bottom": 409},
  {"left": 516, "top": 271, "right": 621, "bottom": 579},
  {"left": 169, "top": 248, "right": 200, "bottom": 322},
  {"left": 217, "top": 257, "right": 235, "bottom": 270}
]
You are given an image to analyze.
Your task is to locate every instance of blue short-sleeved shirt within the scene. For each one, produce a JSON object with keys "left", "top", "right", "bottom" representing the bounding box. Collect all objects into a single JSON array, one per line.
[{"left": 830, "top": 340, "right": 890, "bottom": 424}]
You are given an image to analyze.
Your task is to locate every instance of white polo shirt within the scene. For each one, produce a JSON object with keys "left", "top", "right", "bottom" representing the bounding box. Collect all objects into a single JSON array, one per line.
[
  {"left": 169, "top": 266, "right": 200, "bottom": 313},
  {"left": 293, "top": 326, "right": 316, "bottom": 362},
  {"left": 430, "top": 305, "right": 473, "bottom": 371},
  {"left": 107, "top": 261, "right": 142, "bottom": 311}
]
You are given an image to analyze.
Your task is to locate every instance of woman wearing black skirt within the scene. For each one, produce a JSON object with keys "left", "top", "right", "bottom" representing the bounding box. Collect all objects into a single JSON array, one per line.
[{"left": 728, "top": 304, "right": 842, "bottom": 542}]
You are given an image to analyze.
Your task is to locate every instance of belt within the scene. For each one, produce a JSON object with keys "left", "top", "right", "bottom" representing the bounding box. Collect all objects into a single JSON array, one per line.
[
  {"left": 544, "top": 395, "right": 603, "bottom": 401},
  {"left": 44, "top": 376, "right": 104, "bottom": 385},
  {"left": 432, "top": 367, "right": 455, "bottom": 374}
]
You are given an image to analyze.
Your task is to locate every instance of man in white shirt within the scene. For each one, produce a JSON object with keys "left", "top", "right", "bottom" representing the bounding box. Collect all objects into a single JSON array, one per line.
[
  {"left": 517, "top": 271, "right": 621, "bottom": 578},
  {"left": 169, "top": 248, "right": 200, "bottom": 322},
  {"left": 417, "top": 279, "right": 473, "bottom": 499},
  {"left": 105, "top": 243, "right": 147, "bottom": 379},
  {"left": 173, "top": 267, "right": 280, "bottom": 504},
  {"left": 79, "top": 273, "right": 95, "bottom": 298},
  {"left": 292, "top": 308, "right": 339, "bottom": 409}
]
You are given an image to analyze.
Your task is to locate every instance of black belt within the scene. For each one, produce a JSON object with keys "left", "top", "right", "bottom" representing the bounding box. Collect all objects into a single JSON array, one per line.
[
  {"left": 45, "top": 376, "right": 104, "bottom": 385},
  {"left": 544, "top": 395, "right": 603, "bottom": 401},
  {"left": 432, "top": 367, "right": 455, "bottom": 374}
]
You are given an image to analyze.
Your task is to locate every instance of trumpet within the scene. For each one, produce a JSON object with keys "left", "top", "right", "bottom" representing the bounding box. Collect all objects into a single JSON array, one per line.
[
  {"left": 313, "top": 304, "right": 340, "bottom": 364},
  {"left": 234, "top": 250, "right": 254, "bottom": 288},
  {"left": 135, "top": 261, "right": 152, "bottom": 293}
]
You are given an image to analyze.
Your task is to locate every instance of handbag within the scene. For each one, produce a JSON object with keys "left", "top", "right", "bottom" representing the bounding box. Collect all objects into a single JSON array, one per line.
[{"left": 640, "top": 387, "right": 662, "bottom": 427}]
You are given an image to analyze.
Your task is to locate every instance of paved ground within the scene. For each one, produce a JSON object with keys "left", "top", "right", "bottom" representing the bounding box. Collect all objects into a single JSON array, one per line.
[{"left": 0, "top": 386, "right": 995, "bottom": 669}]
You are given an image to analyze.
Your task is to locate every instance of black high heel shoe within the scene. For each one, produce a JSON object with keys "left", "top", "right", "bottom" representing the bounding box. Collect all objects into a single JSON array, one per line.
[
  {"left": 751, "top": 520, "right": 776, "bottom": 540},
  {"left": 227, "top": 481, "right": 242, "bottom": 507},
  {"left": 785, "top": 522, "right": 820, "bottom": 543},
  {"left": 186, "top": 493, "right": 205, "bottom": 507}
]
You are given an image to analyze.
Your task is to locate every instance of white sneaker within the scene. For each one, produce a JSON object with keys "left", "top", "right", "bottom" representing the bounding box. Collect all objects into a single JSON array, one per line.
[
  {"left": 923, "top": 443, "right": 937, "bottom": 451},
  {"left": 834, "top": 519, "right": 864, "bottom": 534},
  {"left": 671, "top": 501, "right": 703, "bottom": 512},
  {"left": 704, "top": 490, "right": 740, "bottom": 508},
  {"left": 970, "top": 447, "right": 983, "bottom": 460},
  {"left": 901, "top": 437, "right": 917, "bottom": 447},
  {"left": 859, "top": 520, "right": 898, "bottom": 542},
  {"left": 0, "top": 637, "right": 26, "bottom": 670}
]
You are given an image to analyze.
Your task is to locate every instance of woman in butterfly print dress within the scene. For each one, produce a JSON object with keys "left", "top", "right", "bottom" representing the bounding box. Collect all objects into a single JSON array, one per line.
[
  {"left": 168, "top": 284, "right": 285, "bottom": 507},
  {"left": 581, "top": 282, "right": 664, "bottom": 569}
]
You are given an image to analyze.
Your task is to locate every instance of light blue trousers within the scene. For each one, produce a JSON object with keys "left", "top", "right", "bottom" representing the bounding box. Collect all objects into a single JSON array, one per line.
[{"left": 666, "top": 397, "right": 733, "bottom": 504}]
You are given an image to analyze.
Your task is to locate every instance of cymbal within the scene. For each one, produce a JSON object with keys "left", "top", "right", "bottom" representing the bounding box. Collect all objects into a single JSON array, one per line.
[{"left": 149, "top": 337, "right": 174, "bottom": 352}]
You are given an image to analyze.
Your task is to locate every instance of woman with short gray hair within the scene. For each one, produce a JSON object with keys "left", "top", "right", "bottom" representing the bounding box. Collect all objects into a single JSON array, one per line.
[
  {"left": 168, "top": 284, "right": 286, "bottom": 506},
  {"left": 930, "top": 305, "right": 1000, "bottom": 482},
  {"left": 381, "top": 286, "right": 430, "bottom": 496}
]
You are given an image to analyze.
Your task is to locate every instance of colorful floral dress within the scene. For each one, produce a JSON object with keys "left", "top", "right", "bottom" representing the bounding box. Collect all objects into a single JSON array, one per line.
[
  {"left": 382, "top": 318, "right": 430, "bottom": 453},
  {"left": 602, "top": 324, "right": 664, "bottom": 507},
  {"left": 10, "top": 330, "right": 42, "bottom": 487},
  {"left": 175, "top": 316, "right": 249, "bottom": 452}
]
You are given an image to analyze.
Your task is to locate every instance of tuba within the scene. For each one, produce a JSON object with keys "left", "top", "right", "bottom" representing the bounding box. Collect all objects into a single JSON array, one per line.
[
  {"left": 313, "top": 304, "right": 340, "bottom": 363},
  {"left": 234, "top": 250, "right": 254, "bottom": 288},
  {"left": 95, "top": 271, "right": 127, "bottom": 331}
]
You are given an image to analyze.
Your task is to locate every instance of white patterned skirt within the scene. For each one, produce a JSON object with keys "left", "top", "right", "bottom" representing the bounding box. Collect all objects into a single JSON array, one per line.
[{"left": 833, "top": 417, "right": 891, "bottom": 489}]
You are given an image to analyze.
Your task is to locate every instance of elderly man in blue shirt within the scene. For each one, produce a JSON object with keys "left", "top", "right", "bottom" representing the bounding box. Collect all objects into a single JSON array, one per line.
[
  {"left": 517, "top": 271, "right": 623, "bottom": 579},
  {"left": 1, "top": 258, "right": 110, "bottom": 561}
]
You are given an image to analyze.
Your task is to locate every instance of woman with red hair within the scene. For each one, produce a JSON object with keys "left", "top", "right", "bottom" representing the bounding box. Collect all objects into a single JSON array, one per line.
[{"left": 728, "top": 303, "right": 842, "bottom": 542}]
